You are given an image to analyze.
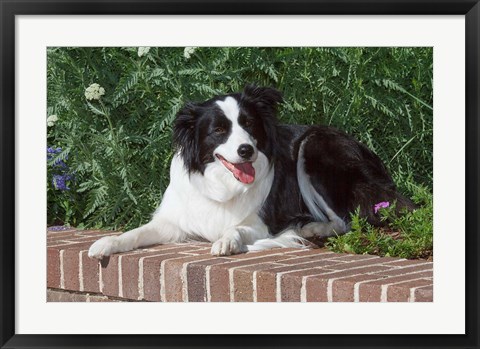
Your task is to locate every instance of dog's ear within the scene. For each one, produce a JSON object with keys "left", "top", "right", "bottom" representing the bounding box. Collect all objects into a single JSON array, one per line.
[
  {"left": 173, "top": 102, "right": 201, "bottom": 172},
  {"left": 241, "top": 85, "right": 281, "bottom": 158},
  {"left": 241, "top": 84, "right": 283, "bottom": 113}
]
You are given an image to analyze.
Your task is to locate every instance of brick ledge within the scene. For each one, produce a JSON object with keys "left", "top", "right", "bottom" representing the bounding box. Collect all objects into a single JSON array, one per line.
[{"left": 47, "top": 228, "right": 433, "bottom": 302}]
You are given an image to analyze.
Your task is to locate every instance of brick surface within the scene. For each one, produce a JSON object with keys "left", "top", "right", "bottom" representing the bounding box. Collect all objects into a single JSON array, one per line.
[
  {"left": 187, "top": 258, "right": 230, "bottom": 302},
  {"left": 233, "top": 263, "right": 282, "bottom": 302},
  {"left": 209, "top": 253, "right": 294, "bottom": 302},
  {"left": 47, "top": 229, "right": 434, "bottom": 302},
  {"left": 100, "top": 255, "right": 120, "bottom": 297},
  {"left": 47, "top": 288, "right": 130, "bottom": 302},
  {"left": 141, "top": 252, "right": 189, "bottom": 301},
  {"left": 47, "top": 247, "right": 61, "bottom": 288},
  {"left": 358, "top": 270, "right": 433, "bottom": 302},
  {"left": 386, "top": 278, "right": 433, "bottom": 302},
  {"left": 121, "top": 249, "right": 187, "bottom": 300},
  {"left": 414, "top": 285, "right": 434, "bottom": 302},
  {"left": 304, "top": 265, "right": 395, "bottom": 302},
  {"left": 164, "top": 254, "right": 219, "bottom": 302},
  {"left": 81, "top": 250, "right": 101, "bottom": 293}
]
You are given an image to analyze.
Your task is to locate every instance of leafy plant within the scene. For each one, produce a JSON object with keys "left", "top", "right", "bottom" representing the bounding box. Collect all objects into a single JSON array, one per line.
[
  {"left": 47, "top": 47, "right": 433, "bottom": 236},
  {"left": 325, "top": 182, "right": 433, "bottom": 259}
]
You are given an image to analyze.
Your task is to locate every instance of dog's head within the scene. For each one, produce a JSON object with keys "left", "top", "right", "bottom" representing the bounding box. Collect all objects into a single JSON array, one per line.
[{"left": 173, "top": 85, "right": 282, "bottom": 186}]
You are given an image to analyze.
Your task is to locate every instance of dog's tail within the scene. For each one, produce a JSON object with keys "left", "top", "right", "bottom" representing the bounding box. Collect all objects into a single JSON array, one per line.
[{"left": 245, "top": 229, "right": 310, "bottom": 252}]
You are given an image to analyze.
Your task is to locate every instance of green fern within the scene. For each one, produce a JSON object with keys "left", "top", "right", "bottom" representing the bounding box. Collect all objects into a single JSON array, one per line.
[{"left": 47, "top": 47, "right": 433, "bottom": 233}]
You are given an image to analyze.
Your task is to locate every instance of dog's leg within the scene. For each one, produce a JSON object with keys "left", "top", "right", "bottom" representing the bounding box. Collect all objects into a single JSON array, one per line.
[
  {"left": 211, "top": 214, "right": 269, "bottom": 256},
  {"left": 210, "top": 227, "right": 247, "bottom": 256},
  {"left": 299, "top": 217, "right": 347, "bottom": 239},
  {"left": 88, "top": 219, "right": 185, "bottom": 259}
]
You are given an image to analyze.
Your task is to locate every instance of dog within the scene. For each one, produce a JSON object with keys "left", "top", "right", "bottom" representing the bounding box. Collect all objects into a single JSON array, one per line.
[{"left": 88, "top": 85, "right": 414, "bottom": 258}]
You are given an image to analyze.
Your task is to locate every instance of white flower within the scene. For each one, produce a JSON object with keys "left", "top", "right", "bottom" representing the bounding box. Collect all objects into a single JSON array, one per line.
[
  {"left": 47, "top": 114, "right": 58, "bottom": 127},
  {"left": 85, "top": 83, "right": 106, "bottom": 100},
  {"left": 138, "top": 47, "right": 151, "bottom": 57},
  {"left": 184, "top": 47, "right": 197, "bottom": 59}
]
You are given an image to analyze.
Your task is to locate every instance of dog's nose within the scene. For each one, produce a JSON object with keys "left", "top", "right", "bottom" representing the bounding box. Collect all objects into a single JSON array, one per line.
[{"left": 237, "top": 144, "right": 254, "bottom": 159}]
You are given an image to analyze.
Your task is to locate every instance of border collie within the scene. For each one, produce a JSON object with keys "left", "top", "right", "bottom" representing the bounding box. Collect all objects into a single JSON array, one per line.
[{"left": 88, "top": 85, "right": 413, "bottom": 258}]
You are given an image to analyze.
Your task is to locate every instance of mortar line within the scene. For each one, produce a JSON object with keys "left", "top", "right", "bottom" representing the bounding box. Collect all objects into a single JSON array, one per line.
[
  {"left": 59, "top": 250, "right": 65, "bottom": 289},
  {"left": 99, "top": 261, "right": 104, "bottom": 293},
  {"left": 381, "top": 277, "right": 429, "bottom": 302},
  {"left": 138, "top": 257, "right": 145, "bottom": 300},
  {"left": 118, "top": 256, "right": 123, "bottom": 298},
  {"left": 205, "top": 265, "right": 212, "bottom": 302},
  {"left": 160, "top": 255, "right": 216, "bottom": 302},
  {"left": 299, "top": 276, "right": 306, "bottom": 302},
  {"left": 229, "top": 268, "right": 235, "bottom": 302},
  {"left": 79, "top": 251, "right": 85, "bottom": 292},
  {"left": 252, "top": 271, "right": 258, "bottom": 302}
]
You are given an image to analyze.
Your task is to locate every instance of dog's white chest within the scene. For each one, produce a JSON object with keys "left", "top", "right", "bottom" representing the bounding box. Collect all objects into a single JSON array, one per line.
[{"left": 154, "top": 154, "right": 273, "bottom": 242}]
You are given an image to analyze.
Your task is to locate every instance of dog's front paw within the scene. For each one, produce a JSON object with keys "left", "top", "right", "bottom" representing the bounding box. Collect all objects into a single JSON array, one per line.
[
  {"left": 88, "top": 236, "right": 118, "bottom": 259},
  {"left": 211, "top": 231, "right": 246, "bottom": 256}
]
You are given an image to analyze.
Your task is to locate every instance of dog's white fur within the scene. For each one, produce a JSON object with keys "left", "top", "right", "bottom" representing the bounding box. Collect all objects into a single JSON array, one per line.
[{"left": 88, "top": 97, "right": 309, "bottom": 258}]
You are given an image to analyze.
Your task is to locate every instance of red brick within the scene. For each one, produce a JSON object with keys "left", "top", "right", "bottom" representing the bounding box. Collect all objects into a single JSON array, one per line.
[
  {"left": 59, "top": 235, "right": 115, "bottom": 243},
  {"left": 305, "top": 278, "right": 329, "bottom": 302},
  {"left": 47, "top": 230, "right": 435, "bottom": 303},
  {"left": 280, "top": 273, "right": 309, "bottom": 302},
  {"left": 179, "top": 247, "right": 212, "bottom": 256},
  {"left": 324, "top": 257, "right": 397, "bottom": 271},
  {"left": 279, "top": 252, "right": 344, "bottom": 265},
  {"left": 47, "top": 247, "right": 61, "bottom": 288},
  {"left": 47, "top": 289, "right": 126, "bottom": 302},
  {"left": 328, "top": 254, "right": 380, "bottom": 261},
  {"left": 50, "top": 242, "right": 100, "bottom": 291},
  {"left": 187, "top": 258, "right": 230, "bottom": 302},
  {"left": 374, "top": 263, "right": 433, "bottom": 277},
  {"left": 81, "top": 251, "right": 101, "bottom": 293},
  {"left": 47, "top": 240, "right": 77, "bottom": 248},
  {"left": 256, "top": 262, "right": 342, "bottom": 302},
  {"left": 358, "top": 270, "right": 433, "bottom": 302},
  {"left": 223, "top": 249, "right": 288, "bottom": 260},
  {"left": 141, "top": 251, "right": 199, "bottom": 301},
  {"left": 48, "top": 241, "right": 97, "bottom": 250},
  {"left": 118, "top": 246, "right": 203, "bottom": 300},
  {"left": 414, "top": 285, "right": 433, "bottom": 302},
  {"left": 331, "top": 274, "right": 386, "bottom": 302},
  {"left": 47, "top": 231, "right": 79, "bottom": 241},
  {"left": 47, "top": 289, "right": 87, "bottom": 302},
  {"left": 63, "top": 248, "right": 81, "bottom": 290},
  {"left": 208, "top": 254, "right": 295, "bottom": 302},
  {"left": 283, "top": 248, "right": 343, "bottom": 257},
  {"left": 387, "top": 278, "right": 433, "bottom": 302},
  {"left": 100, "top": 256, "right": 119, "bottom": 297},
  {"left": 73, "top": 230, "right": 120, "bottom": 237},
  {"left": 255, "top": 269, "right": 277, "bottom": 302},
  {"left": 119, "top": 250, "right": 180, "bottom": 300},
  {"left": 304, "top": 265, "right": 394, "bottom": 302},
  {"left": 233, "top": 263, "right": 281, "bottom": 302},
  {"left": 164, "top": 255, "right": 218, "bottom": 302},
  {"left": 383, "top": 259, "right": 431, "bottom": 267}
]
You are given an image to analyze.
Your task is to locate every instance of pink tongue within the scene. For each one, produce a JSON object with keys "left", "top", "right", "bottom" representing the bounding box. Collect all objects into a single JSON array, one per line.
[{"left": 232, "top": 162, "right": 255, "bottom": 184}]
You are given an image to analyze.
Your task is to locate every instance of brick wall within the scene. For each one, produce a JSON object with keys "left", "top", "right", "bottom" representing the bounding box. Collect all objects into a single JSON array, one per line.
[{"left": 47, "top": 228, "right": 433, "bottom": 302}]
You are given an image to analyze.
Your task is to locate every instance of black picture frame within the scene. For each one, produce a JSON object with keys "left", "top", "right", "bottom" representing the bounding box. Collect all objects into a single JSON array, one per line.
[{"left": 1, "top": 1, "right": 478, "bottom": 348}]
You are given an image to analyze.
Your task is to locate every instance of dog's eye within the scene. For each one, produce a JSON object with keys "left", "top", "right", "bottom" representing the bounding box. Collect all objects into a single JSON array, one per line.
[
  {"left": 244, "top": 120, "right": 253, "bottom": 127},
  {"left": 214, "top": 127, "right": 226, "bottom": 134}
]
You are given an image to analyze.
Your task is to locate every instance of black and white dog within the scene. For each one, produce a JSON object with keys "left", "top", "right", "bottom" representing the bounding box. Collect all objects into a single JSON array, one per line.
[{"left": 88, "top": 85, "right": 413, "bottom": 258}]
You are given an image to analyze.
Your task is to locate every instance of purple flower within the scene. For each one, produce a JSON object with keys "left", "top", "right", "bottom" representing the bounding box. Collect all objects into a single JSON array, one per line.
[
  {"left": 48, "top": 225, "right": 71, "bottom": 231},
  {"left": 52, "top": 174, "right": 71, "bottom": 191},
  {"left": 48, "top": 146, "right": 74, "bottom": 191},
  {"left": 374, "top": 201, "right": 390, "bottom": 214}
]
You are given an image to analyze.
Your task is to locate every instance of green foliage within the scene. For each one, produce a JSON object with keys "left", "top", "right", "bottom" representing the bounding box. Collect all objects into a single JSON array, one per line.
[
  {"left": 325, "top": 182, "right": 433, "bottom": 259},
  {"left": 47, "top": 47, "right": 433, "bottom": 232}
]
